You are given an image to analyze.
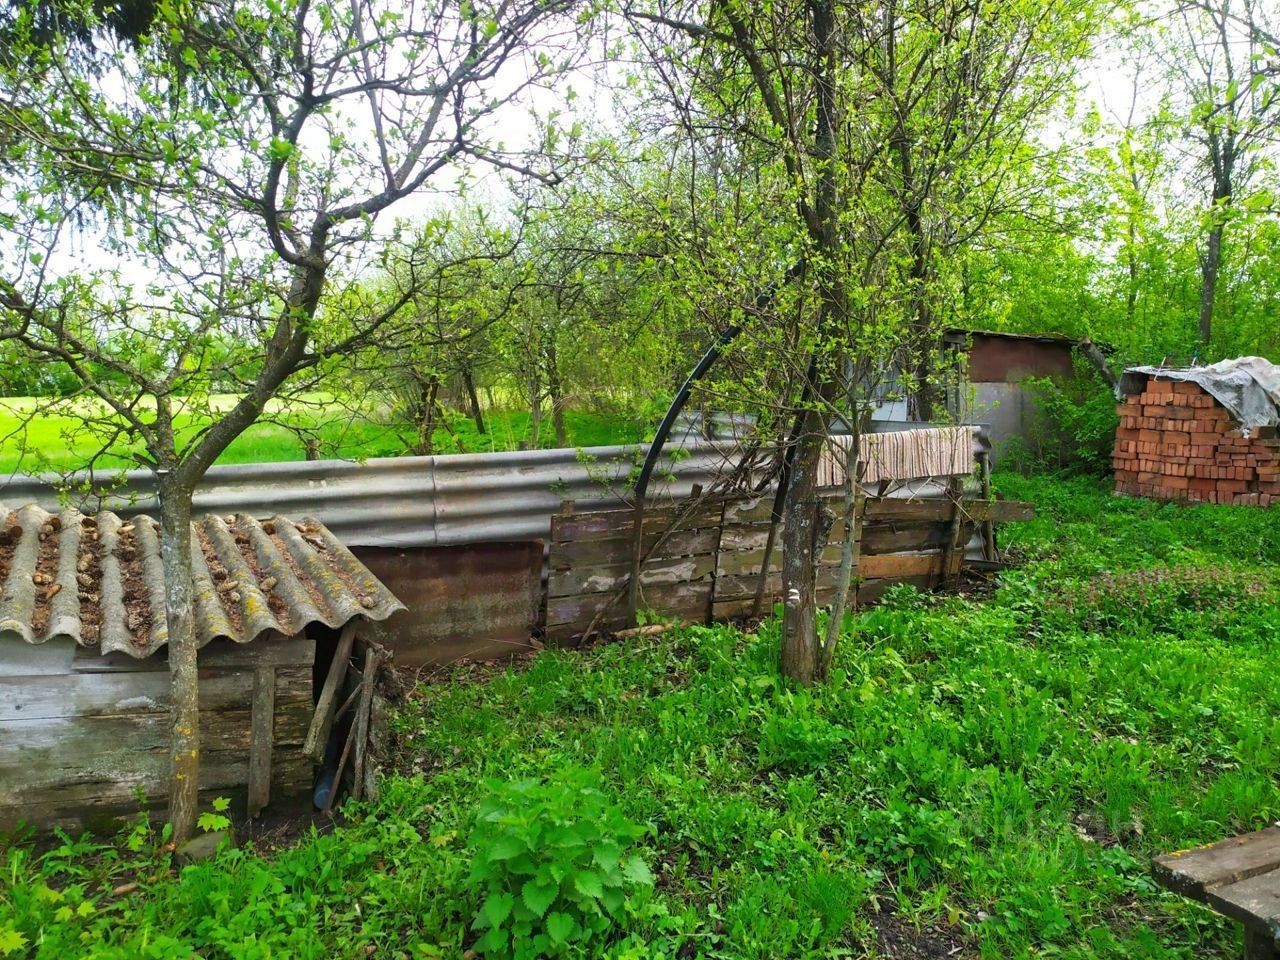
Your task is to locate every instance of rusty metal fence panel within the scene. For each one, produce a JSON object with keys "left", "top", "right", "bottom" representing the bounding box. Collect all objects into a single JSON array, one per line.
[{"left": 0, "top": 442, "right": 743, "bottom": 549}]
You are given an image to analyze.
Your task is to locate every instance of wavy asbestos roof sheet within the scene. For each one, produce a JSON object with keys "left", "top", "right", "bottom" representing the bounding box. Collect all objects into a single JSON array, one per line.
[{"left": 0, "top": 505, "right": 405, "bottom": 659}]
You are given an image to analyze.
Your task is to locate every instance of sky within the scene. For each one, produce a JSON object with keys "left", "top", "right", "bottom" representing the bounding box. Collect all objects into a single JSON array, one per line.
[{"left": 27, "top": 12, "right": 1196, "bottom": 296}]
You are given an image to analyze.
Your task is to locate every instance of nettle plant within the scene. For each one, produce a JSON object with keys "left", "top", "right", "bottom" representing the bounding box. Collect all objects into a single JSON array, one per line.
[{"left": 467, "top": 768, "right": 654, "bottom": 958}]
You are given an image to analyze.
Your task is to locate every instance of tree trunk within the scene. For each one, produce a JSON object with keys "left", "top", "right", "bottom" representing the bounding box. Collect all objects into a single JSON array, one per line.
[
  {"left": 1199, "top": 221, "right": 1224, "bottom": 347},
  {"left": 546, "top": 343, "right": 567, "bottom": 448},
  {"left": 779, "top": 0, "right": 843, "bottom": 685},
  {"left": 526, "top": 372, "right": 542, "bottom": 450},
  {"left": 780, "top": 410, "right": 831, "bottom": 685},
  {"left": 414, "top": 375, "right": 439, "bottom": 457},
  {"left": 462, "top": 367, "right": 486, "bottom": 435},
  {"left": 158, "top": 479, "right": 200, "bottom": 844}
]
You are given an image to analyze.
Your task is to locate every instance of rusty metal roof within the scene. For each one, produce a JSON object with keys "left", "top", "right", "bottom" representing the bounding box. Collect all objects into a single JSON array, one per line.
[{"left": 0, "top": 506, "right": 405, "bottom": 659}]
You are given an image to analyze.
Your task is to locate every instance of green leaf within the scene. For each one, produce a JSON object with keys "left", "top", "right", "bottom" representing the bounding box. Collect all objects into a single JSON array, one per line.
[
  {"left": 622, "top": 857, "right": 654, "bottom": 886},
  {"left": 573, "top": 870, "right": 603, "bottom": 898},
  {"left": 0, "top": 928, "right": 27, "bottom": 957},
  {"left": 481, "top": 891, "right": 515, "bottom": 929},
  {"left": 474, "top": 926, "right": 507, "bottom": 954},
  {"left": 545, "top": 911, "right": 577, "bottom": 944},
  {"left": 486, "top": 836, "right": 525, "bottom": 861},
  {"left": 520, "top": 879, "right": 557, "bottom": 918},
  {"left": 593, "top": 843, "right": 620, "bottom": 872}
]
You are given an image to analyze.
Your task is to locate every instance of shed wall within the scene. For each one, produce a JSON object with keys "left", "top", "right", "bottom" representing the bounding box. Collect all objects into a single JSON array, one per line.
[
  {"left": 966, "top": 335, "right": 1076, "bottom": 383},
  {"left": 0, "top": 635, "right": 315, "bottom": 833},
  {"left": 353, "top": 543, "right": 542, "bottom": 666}
]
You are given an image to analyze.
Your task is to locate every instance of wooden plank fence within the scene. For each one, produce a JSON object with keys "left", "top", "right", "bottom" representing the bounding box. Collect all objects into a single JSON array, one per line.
[{"left": 546, "top": 492, "right": 1033, "bottom": 643}]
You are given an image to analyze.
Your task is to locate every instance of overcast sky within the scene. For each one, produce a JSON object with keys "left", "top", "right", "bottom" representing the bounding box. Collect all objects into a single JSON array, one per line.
[{"left": 45, "top": 25, "right": 1174, "bottom": 293}]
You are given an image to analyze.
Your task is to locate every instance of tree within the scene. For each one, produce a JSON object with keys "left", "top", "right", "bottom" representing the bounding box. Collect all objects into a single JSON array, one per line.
[
  {"left": 625, "top": 0, "right": 1099, "bottom": 682},
  {"left": 0, "top": 0, "right": 581, "bottom": 840},
  {"left": 1157, "top": 0, "right": 1278, "bottom": 346}
]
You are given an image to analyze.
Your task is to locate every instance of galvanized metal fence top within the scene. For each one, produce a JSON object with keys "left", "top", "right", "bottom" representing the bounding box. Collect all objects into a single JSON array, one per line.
[{"left": 0, "top": 443, "right": 743, "bottom": 548}]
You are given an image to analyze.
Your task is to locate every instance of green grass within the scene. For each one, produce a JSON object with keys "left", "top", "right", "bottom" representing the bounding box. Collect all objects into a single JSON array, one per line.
[
  {"left": 0, "top": 396, "right": 651, "bottom": 474},
  {"left": 5, "top": 475, "right": 1280, "bottom": 958}
]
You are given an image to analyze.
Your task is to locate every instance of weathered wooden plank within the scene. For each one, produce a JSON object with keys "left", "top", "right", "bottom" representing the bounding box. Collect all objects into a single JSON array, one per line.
[
  {"left": 551, "top": 502, "right": 727, "bottom": 543},
  {"left": 713, "top": 552, "right": 942, "bottom": 601},
  {"left": 710, "top": 575, "right": 933, "bottom": 620},
  {"left": 0, "top": 702, "right": 311, "bottom": 790},
  {"left": 548, "top": 528, "right": 718, "bottom": 570},
  {"left": 863, "top": 498, "right": 1034, "bottom": 522},
  {"left": 861, "top": 521, "right": 953, "bottom": 555},
  {"left": 0, "top": 755, "right": 313, "bottom": 833},
  {"left": 860, "top": 552, "right": 945, "bottom": 579},
  {"left": 0, "top": 669, "right": 250, "bottom": 721},
  {"left": 71, "top": 633, "right": 315, "bottom": 673},
  {"left": 0, "top": 667, "right": 309, "bottom": 723},
  {"left": 247, "top": 666, "right": 276, "bottom": 818},
  {"left": 304, "top": 624, "right": 356, "bottom": 762},
  {"left": 546, "top": 581, "right": 712, "bottom": 628},
  {"left": 715, "top": 542, "right": 855, "bottom": 580},
  {"left": 1203, "top": 868, "right": 1280, "bottom": 937},
  {"left": 1154, "top": 827, "right": 1280, "bottom": 900},
  {"left": 548, "top": 555, "right": 716, "bottom": 599},
  {"left": 0, "top": 636, "right": 77, "bottom": 676}
]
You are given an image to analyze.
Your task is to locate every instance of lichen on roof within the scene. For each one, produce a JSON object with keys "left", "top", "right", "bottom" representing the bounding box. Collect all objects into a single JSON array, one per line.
[{"left": 0, "top": 505, "right": 405, "bottom": 659}]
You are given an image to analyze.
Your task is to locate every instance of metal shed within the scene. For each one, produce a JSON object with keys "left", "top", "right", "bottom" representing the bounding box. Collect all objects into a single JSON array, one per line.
[{"left": 0, "top": 505, "right": 403, "bottom": 833}]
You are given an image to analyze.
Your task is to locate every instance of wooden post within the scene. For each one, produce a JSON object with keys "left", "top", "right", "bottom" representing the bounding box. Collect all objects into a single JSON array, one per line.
[
  {"left": 350, "top": 647, "right": 380, "bottom": 803},
  {"left": 939, "top": 478, "right": 965, "bottom": 590},
  {"left": 1245, "top": 926, "right": 1279, "bottom": 960},
  {"left": 303, "top": 623, "right": 357, "bottom": 762},
  {"left": 246, "top": 665, "right": 276, "bottom": 818},
  {"left": 976, "top": 450, "right": 997, "bottom": 561}
]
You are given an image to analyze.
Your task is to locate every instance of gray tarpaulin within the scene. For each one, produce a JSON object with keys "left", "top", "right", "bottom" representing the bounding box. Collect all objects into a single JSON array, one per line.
[{"left": 1119, "top": 357, "right": 1280, "bottom": 430}]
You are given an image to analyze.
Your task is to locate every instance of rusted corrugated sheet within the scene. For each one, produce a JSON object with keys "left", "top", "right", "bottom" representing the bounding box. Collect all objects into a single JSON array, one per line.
[
  {"left": 0, "top": 505, "right": 404, "bottom": 659},
  {"left": 353, "top": 542, "right": 543, "bottom": 667},
  {"left": 0, "top": 443, "right": 734, "bottom": 549}
]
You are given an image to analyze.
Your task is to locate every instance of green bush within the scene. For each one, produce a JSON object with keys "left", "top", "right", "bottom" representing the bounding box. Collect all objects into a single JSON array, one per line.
[
  {"left": 1002, "top": 355, "right": 1119, "bottom": 477},
  {"left": 467, "top": 768, "right": 654, "bottom": 959}
]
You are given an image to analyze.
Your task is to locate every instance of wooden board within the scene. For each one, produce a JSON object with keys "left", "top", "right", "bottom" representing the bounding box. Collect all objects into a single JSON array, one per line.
[
  {"left": 546, "top": 581, "right": 711, "bottom": 631},
  {"left": 71, "top": 633, "right": 315, "bottom": 673},
  {"left": 1203, "top": 868, "right": 1280, "bottom": 935},
  {"left": 548, "top": 528, "right": 718, "bottom": 570},
  {"left": 551, "top": 501, "right": 727, "bottom": 543},
  {"left": 0, "top": 667, "right": 310, "bottom": 722},
  {"left": 1154, "top": 827, "right": 1280, "bottom": 900},
  {"left": 548, "top": 554, "right": 716, "bottom": 599},
  {"left": 0, "top": 755, "right": 313, "bottom": 834},
  {"left": 0, "top": 695, "right": 312, "bottom": 824}
]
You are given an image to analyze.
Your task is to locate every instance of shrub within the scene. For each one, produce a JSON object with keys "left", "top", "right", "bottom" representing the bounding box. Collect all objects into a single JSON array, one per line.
[
  {"left": 467, "top": 768, "right": 654, "bottom": 959},
  {"left": 1001, "top": 356, "right": 1119, "bottom": 477}
]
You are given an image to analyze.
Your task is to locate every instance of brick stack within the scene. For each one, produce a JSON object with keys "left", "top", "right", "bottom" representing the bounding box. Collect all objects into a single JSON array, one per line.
[{"left": 1112, "top": 375, "right": 1280, "bottom": 506}]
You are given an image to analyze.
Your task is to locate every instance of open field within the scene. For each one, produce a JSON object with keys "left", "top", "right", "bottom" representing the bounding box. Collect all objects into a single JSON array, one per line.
[
  {"left": 4, "top": 475, "right": 1280, "bottom": 957},
  {"left": 0, "top": 395, "right": 651, "bottom": 474}
]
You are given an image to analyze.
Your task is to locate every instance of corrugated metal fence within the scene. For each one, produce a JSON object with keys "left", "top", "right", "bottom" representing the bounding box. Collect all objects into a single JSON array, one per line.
[{"left": 0, "top": 442, "right": 745, "bottom": 548}]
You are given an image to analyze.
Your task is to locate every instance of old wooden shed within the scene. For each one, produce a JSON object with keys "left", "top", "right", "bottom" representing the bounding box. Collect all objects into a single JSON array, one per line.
[{"left": 0, "top": 505, "right": 403, "bottom": 833}]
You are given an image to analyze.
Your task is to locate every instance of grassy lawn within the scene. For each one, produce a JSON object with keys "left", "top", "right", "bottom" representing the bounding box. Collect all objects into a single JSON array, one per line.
[
  {"left": 4, "top": 475, "right": 1280, "bottom": 958},
  {"left": 0, "top": 396, "right": 651, "bottom": 473}
]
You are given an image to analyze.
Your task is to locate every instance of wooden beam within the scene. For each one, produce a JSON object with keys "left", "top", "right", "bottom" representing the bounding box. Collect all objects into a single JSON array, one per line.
[
  {"left": 303, "top": 623, "right": 357, "bottom": 763},
  {"left": 1154, "top": 827, "right": 1280, "bottom": 901},
  {"left": 350, "top": 647, "right": 380, "bottom": 803},
  {"left": 246, "top": 665, "right": 275, "bottom": 818}
]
